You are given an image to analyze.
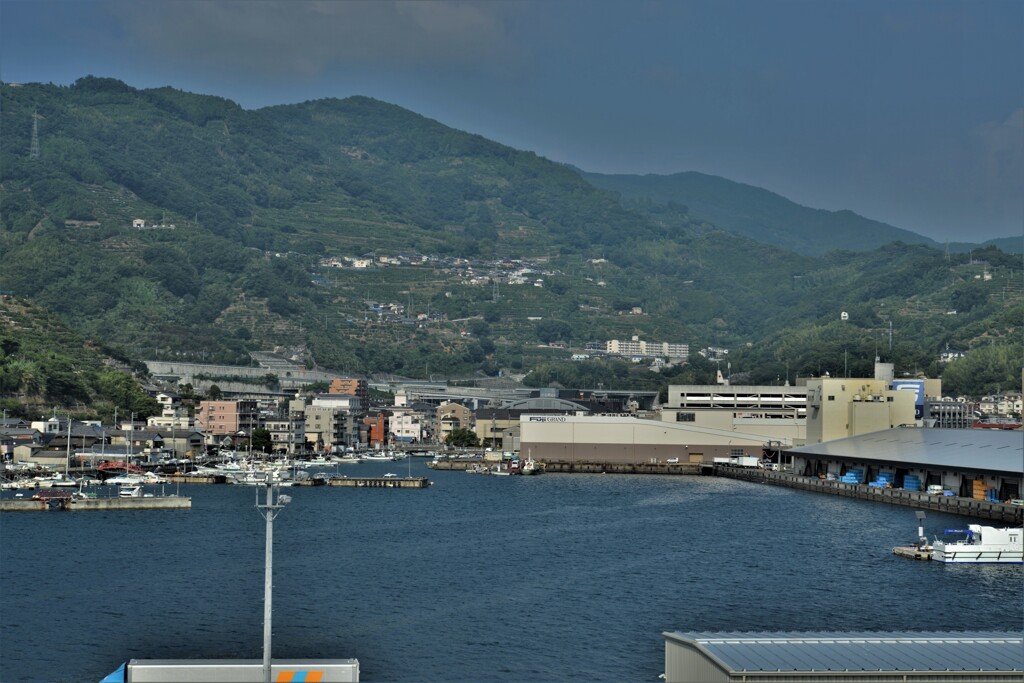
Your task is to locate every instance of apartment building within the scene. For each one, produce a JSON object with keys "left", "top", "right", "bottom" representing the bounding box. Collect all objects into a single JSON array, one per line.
[
  {"left": 195, "top": 400, "right": 259, "bottom": 439},
  {"left": 606, "top": 336, "right": 689, "bottom": 360}
]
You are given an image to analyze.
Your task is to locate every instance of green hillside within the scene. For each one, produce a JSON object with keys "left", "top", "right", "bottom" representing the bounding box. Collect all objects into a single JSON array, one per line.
[
  {"left": 0, "top": 296, "right": 157, "bottom": 420},
  {"left": 1, "top": 77, "right": 1021, "bottom": 403},
  {"left": 580, "top": 169, "right": 938, "bottom": 256}
]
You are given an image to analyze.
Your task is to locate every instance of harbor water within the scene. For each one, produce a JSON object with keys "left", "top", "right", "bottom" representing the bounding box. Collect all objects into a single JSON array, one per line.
[{"left": 1, "top": 461, "right": 1021, "bottom": 682}]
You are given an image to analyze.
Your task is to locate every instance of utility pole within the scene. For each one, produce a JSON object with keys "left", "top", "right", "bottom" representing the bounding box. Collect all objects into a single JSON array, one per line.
[{"left": 29, "top": 111, "right": 40, "bottom": 160}]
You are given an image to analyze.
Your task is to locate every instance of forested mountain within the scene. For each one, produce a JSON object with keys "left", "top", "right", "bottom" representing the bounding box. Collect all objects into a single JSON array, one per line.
[
  {"left": 580, "top": 169, "right": 939, "bottom": 256},
  {"left": 1, "top": 77, "right": 1021, "bottom": 406}
]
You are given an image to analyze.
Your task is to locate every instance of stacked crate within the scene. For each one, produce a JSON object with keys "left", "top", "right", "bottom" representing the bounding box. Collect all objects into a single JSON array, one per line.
[
  {"left": 902, "top": 474, "right": 922, "bottom": 491},
  {"left": 840, "top": 468, "right": 864, "bottom": 484},
  {"left": 869, "top": 472, "right": 894, "bottom": 488}
]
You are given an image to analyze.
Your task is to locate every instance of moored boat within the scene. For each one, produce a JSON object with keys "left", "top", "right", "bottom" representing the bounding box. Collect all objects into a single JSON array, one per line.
[
  {"left": 932, "top": 525, "right": 1023, "bottom": 564},
  {"left": 520, "top": 453, "right": 544, "bottom": 475}
]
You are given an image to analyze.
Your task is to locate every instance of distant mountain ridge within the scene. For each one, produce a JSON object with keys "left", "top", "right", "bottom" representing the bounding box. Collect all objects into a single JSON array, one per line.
[
  {"left": 0, "top": 77, "right": 1021, "bottom": 399},
  {"left": 580, "top": 170, "right": 943, "bottom": 256}
]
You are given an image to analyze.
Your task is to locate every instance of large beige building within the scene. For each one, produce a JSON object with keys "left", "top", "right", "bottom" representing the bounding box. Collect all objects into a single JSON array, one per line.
[
  {"left": 662, "top": 384, "right": 806, "bottom": 446},
  {"left": 521, "top": 374, "right": 942, "bottom": 465},
  {"left": 804, "top": 377, "right": 937, "bottom": 444},
  {"left": 519, "top": 414, "right": 769, "bottom": 464}
]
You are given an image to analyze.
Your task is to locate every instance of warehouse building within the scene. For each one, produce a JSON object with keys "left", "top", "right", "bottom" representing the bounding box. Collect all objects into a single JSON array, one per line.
[
  {"left": 663, "top": 384, "right": 807, "bottom": 445},
  {"left": 788, "top": 428, "right": 1023, "bottom": 501},
  {"left": 519, "top": 414, "right": 779, "bottom": 464},
  {"left": 663, "top": 631, "right": 1024, "bottom": 682}
]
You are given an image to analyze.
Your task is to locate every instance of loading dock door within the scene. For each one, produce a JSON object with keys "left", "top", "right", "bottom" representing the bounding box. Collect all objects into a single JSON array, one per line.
[{"left": 959, "top": 477, "right": 974, "bottom": 498}]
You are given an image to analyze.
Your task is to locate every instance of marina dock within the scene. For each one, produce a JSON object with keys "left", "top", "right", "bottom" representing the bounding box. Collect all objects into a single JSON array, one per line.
[
  {"left": 328, "top": 476, "right": 431, "bottom": 488},
  {"left": 893, "top": 545, "right": 933, "bottom": 560}
]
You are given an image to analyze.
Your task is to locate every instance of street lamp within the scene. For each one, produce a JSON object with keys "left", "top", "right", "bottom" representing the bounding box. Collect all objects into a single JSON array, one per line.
[{"left": 256, "top": 483, "right": 291, "bottom": 683}]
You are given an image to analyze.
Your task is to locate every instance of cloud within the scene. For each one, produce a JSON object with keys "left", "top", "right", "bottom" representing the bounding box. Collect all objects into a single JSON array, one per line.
[
  {"left": 110, "top": 0, "right": 519, "bottom": 79},
  {"left": 968, "top": 108, "right": 1024, "bottom": 224}
]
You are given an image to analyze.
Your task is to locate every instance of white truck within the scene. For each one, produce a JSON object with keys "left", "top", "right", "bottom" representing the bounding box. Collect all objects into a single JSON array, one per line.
[{"left": 714, "top": 455, "right": 760, "bottom": 467}]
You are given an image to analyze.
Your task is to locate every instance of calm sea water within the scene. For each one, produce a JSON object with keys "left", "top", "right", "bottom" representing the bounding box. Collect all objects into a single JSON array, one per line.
[{"left": 1, "top": 461, "right": 1021, "bottom": 682}]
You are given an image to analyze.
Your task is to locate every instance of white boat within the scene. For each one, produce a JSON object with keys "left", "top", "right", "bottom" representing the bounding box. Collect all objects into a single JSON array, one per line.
[
  {"left": 51, "top": 472, "right": 79, "bottom": 487},
  {"left": 119, "top": 485, "right": 147, "bottom": 498},
  {"left": 932, "top": 525, "right": 1023, "bottom": 564},
  {"left": 362, "top": 453, "right": 395, "bottom": 462},
  {"left": 106, "top": 473, "right": 148, "bottom": 486},
  {"left": 227, "top": 468, "right": 297, "bottom": 486}
]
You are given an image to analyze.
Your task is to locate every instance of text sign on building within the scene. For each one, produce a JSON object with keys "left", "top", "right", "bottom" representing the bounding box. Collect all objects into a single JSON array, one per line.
[
  {"left": 892, "top": 380, "right": 925, "bottom": 419},
  {"left": 527, "top": 416, "right": 567, "bottom": 422}
]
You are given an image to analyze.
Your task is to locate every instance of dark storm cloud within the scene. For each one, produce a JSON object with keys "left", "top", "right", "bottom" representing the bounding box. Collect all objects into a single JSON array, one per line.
[
  {"left": 112, "top": 1, "right": 520, "bottom": 78},
  {"left": 1, "top": 0, "right": 1020, "bottom": 241}
]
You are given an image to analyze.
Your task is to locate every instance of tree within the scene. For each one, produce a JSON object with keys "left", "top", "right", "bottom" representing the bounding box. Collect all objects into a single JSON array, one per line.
[
  {"left": 207, "top": 384, "right": 222, "bottom": 400},
  {"left": 535, "top": 319, "right": 572, "bottom": 344},
  {"left": 250, "top": 427, "right": 273, "bottom": 453},
  {"left": 445, "top": 427, "right": 480, "bottom": 448}
]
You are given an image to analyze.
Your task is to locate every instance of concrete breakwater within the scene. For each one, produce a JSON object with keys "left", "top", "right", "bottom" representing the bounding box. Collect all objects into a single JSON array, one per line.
[
  {"left": 428, "top": 460, "right": 701, "bottom": 475},
  {"left": 717, "top": 465, "right": 1023, "bottom": 524},
  {"left": 0, "top": 496, "right": 191, "bottom": 511}
]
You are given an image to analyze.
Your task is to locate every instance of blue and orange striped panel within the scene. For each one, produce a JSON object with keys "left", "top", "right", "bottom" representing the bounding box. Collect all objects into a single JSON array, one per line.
[{"left": 275, "top": 671, "right": 324, "bottom": 683}]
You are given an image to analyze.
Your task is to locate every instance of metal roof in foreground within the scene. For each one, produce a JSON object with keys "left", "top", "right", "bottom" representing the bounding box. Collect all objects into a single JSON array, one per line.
[
  {"left": 664, "top": 631, "right": 1024, "bottom": 674},
  {"left": 789, "top": 428, "right": 1024, "bottom": 475}
]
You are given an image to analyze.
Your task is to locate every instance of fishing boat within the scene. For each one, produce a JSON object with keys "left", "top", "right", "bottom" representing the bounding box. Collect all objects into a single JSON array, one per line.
[
  {"left": 932, "top": 525, "right": 1023, "bottom": 564},
  {"left": 362, "top": 452, "right": 397, "bottom": 462},
  {"left": 520, "top": 450, "right": 544, "bottom": 475}
]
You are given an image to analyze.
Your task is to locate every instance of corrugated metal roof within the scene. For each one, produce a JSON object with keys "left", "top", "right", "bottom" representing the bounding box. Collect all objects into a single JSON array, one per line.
[
  {"left": 789, "top": 428, "right": 1024, "bottom": 475},
  {"left": 664, "top": 631, "right": 1024, "bottom": 673}
]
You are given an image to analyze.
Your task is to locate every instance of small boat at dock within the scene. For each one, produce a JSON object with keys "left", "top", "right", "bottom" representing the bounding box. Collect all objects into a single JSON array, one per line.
[{"left": 932, "top": 525, "right": 1023, "bottom": 564}]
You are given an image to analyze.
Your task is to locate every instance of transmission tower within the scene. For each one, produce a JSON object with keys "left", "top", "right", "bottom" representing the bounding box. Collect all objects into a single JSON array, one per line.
[{"left": 29, "top": 111, "right": 40, "bottom": 160}]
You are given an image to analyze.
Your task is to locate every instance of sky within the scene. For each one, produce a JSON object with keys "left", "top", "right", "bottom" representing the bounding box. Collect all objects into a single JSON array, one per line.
[{"left": 1, "top": 0, "right": 1021, "bottom": 242}]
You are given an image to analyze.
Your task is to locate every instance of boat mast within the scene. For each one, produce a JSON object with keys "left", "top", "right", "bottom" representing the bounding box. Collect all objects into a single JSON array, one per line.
[
  {"left": 256, "top": 481, "right": 290, "bottom": 683},
  {"left": 65, "top": 414, "right": 72, "bottom": 478}
]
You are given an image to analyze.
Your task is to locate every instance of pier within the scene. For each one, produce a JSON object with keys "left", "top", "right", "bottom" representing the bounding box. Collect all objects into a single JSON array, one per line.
[
  {"left": 328, "top": 476, "right": 431, "bottom": 488},
  {"left": 0, "top": 495, "right": 191, "bottom": 511},
  {"left": 167, "top": 474, "right": 227, "bottom": 485},
  {"left": 67, "top": 496, "right": 191, "bottom": 510},
  {"left": 716, "top": 466, "right": 1023, "bottom": 524}
]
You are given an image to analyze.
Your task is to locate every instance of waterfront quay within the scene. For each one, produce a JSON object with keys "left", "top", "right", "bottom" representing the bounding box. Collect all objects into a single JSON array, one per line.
[
  {"left": 717, "top": 465, "right": 1023, "bottom": 524},
  {"left": 328, "top": 476, "right": 430, "bottom": 488},
  {"left": 427, "top": 459, "right": 702, "bottom": 475},
  {"left": 0, "top": 495, "right": 191, "bottom": 512}
]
